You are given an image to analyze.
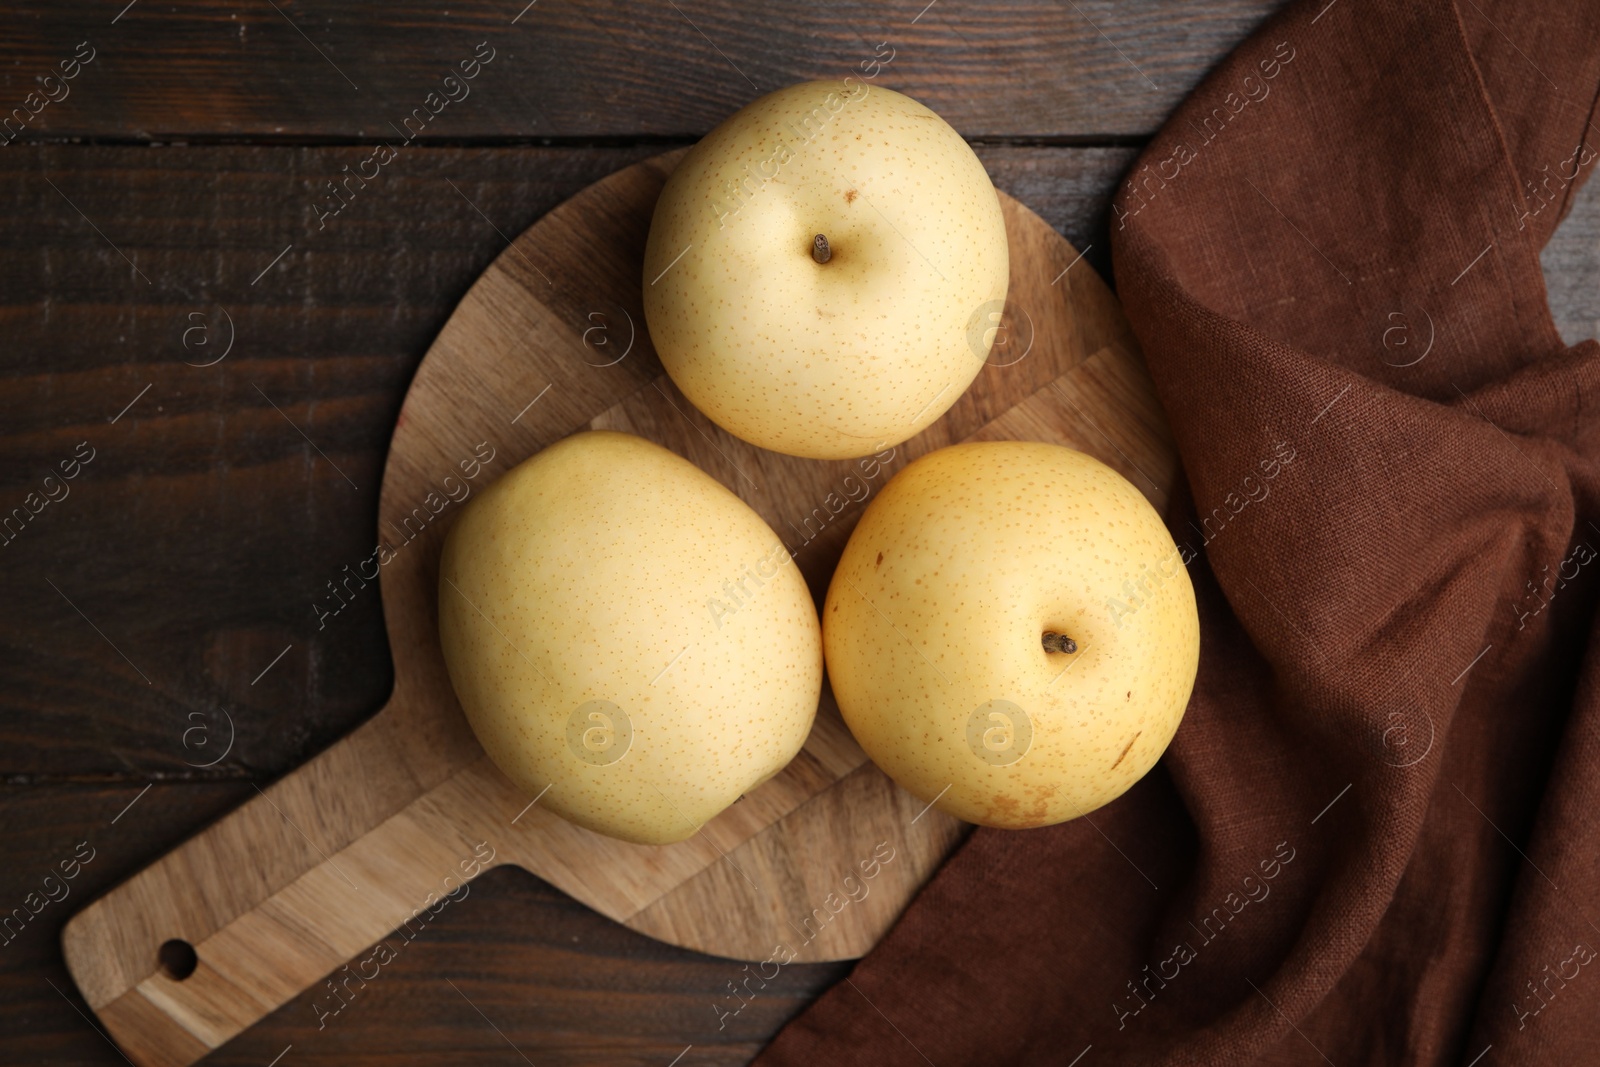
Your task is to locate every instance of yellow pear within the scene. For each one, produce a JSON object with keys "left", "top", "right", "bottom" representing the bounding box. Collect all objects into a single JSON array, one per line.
[
  {"left": 438, "top": 431, "right": 822, "bottom": 845},
  {"left": 823, "top": 441, "right": 1199, "bottom": 828},
  {"left": 642, "top": 78, "right": 1009, "bottom": 460}
]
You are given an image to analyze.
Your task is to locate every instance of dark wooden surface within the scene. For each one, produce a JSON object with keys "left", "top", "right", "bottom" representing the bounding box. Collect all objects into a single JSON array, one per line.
[
  {"left": 2, "top": 2, "right": 1596, "bottom": 1063},
  {"left": 4, "top": 1, "right": 1280, "bottom": 140}
]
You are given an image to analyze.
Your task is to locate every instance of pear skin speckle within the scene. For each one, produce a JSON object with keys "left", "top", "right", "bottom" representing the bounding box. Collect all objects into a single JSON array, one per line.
[
  {"left": 822, "top": 441, "right": 1200, "bottom": 829},
  {"left": 439, "top": 431, "right": 824, "bottom": 845},
  {"left": 642, "top": 80, "right": 1009, "bottom": 460}
]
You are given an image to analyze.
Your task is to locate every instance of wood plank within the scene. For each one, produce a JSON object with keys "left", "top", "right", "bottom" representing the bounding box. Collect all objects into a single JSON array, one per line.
[
  {"left": 2, "top": 140, "right": 1594, "bottom": 781},
  {"left": 0, "top": 1, "right": 1284, "bottom": 141},
  {"left": 0, "top": 783, "right": 846, "bottom": 1066},
  {"left": 7, "top": 143, "right": 1596, "bottom": 1067},
  {"left": 0, "top": 783, "right": 250, "bottom": 1065},
  {"left": 56, "top": 147, "right": 1162, "bottom": 1064},
  {"left": 0, "top": 144, "right": 662, "bottom": 780},
  {"left": 0, "top": 144, "right": 1126, "bottom": 780}
]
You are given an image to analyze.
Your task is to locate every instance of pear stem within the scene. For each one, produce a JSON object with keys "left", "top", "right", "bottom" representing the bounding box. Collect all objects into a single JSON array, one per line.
[
  {"left": 812, "top": 234, "right": 832, "bottom": 264},
  {"left": 1042, "top": 632, "right": 1078, "bottom": 654}
]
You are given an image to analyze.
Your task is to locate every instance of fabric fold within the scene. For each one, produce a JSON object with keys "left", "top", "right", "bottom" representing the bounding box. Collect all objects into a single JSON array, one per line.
[{"left": 758, "top": 0, "right": 1600, "bottom": 1062}]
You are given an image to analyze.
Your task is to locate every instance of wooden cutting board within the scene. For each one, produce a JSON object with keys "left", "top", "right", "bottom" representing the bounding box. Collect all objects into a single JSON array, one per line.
[{"left": 60, "top": 149, "right": 1178, "bottom": 1067}]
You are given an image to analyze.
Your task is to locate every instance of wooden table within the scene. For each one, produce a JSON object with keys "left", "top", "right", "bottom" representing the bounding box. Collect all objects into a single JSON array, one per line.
[{"left": 3, "top": 3, "right": 1595, "bottom": 1063}]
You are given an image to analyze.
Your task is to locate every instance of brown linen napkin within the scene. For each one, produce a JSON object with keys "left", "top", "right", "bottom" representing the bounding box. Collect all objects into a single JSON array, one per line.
[{"left": 757, "top": 0, "right": 1600, "bottom": 1062}]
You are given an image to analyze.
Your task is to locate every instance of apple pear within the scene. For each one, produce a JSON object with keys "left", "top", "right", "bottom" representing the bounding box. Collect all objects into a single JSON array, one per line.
[
  {"left": 822, "top": 441, "right": 1199, "bottom": 829},
  {"left": 438, "top": 431, "right": 823, "bottom": 845},
  {"left": 642, "top": 78, "right": 1009, "bottom": 460}
]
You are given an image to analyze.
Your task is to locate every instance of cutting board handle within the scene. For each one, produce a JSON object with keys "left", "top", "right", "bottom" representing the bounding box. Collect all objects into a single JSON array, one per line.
[{"left": 61, "top": 700, "right": 505, "bottom": 1067}]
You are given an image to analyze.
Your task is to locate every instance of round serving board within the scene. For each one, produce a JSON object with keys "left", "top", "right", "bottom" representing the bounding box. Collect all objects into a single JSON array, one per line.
[{"left": 62, "top": 150, "right": 1178, "bottom": 1067}]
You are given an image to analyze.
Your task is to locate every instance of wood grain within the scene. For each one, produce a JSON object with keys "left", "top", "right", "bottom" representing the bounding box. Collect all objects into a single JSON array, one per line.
[
  {"left": 0, "top": 144, "right": 1130, "bottom": 781},
  {"left": 6, "top": 139, "right": 1595, "bottom": 1067},
  {"left": 54, "top": 147, "right": 1174, "bottom": 1066},
  {"left": 0, "top": 145, "right": 1133, "bottom": 1067},
  {"left": 0, "top": 784, "right": 851, "bottom": 1067},
  {"left": 4, "top": 31, "right": 1596, "bottom": 1061},
  {"left": 0, "top": 1, "right": 1284, "bottom": 141},
  {"left": 0, "top": 0, "right": 1587, "bottom": 1060}
]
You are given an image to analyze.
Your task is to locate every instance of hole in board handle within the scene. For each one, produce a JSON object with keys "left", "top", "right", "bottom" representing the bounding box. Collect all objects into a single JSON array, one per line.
[{"left": 159, "top": 938, "right": 198, "bottom": 981}]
